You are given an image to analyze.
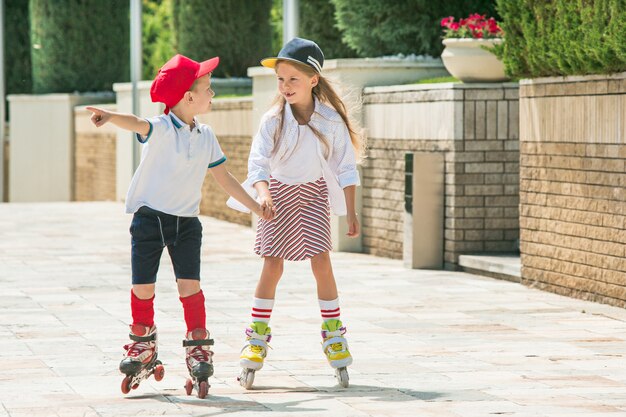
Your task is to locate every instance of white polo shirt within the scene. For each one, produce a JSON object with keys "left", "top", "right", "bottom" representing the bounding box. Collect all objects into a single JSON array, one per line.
[{"left": 125, "top": 112, "right": 226, "bottom": 217}]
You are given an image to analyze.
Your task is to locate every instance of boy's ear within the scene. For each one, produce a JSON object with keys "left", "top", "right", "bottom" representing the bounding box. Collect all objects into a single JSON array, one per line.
[{"left": 184, "top": 90, "right": 193, "bottom": 102}]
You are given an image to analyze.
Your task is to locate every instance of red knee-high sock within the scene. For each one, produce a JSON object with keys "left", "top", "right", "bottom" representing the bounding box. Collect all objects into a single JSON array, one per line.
[
  {"left": 180, "top": 290, "right": 206, "bottom": 332},
  {"left": 131, "top": 289, "right": 155, "bottom": 327}
]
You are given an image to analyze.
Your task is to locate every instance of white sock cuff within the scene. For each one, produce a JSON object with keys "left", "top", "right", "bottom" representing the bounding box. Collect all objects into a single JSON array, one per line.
[
  {"left": 253, "top": 297, "right": 275, "bottom": 310},
  {"left": 318, "top": 297, "right": 339, "bottom": 310}
]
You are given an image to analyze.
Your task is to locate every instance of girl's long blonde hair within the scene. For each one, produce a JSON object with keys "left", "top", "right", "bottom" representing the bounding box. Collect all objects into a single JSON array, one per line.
[{"left": 270, "top": 61, "right": 366, "bottom": 163}]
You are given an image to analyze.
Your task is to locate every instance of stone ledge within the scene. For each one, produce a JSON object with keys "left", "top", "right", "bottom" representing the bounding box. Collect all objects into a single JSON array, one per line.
[{"left": 459, "top": 253, "right": 521, "bottom": 282}]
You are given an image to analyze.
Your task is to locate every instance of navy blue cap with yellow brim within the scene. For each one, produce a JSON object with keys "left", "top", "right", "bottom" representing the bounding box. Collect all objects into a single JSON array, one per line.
[{"left": 261, "top": 37, "right": 324, "bottom": 73}]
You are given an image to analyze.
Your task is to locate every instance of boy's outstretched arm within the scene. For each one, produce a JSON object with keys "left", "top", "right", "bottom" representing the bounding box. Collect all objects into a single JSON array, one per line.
[
  {"left": 86, "top": 106, "right": 150, "bottom": 137},
  {"left": 210, "top": 163, "right": 274, "bottom": 220}
]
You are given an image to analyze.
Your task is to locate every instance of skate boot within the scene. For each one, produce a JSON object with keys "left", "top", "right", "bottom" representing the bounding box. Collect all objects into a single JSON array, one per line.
[
  {"left": 183, "top": 328, "right": 214, "bottom": 399},
  {"left": 119, "top": 324, "right": 164, "bottom": 394},
  {"left": 238, "top": 322, "right": 271, "bottom": 389},
  {"left": 321, "top": 319, "right": 352, "bottom": 388}
]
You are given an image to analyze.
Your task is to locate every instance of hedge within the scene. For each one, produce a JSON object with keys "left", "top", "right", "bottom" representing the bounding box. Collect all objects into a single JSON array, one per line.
[
  {"left": 29, "top": 0, "right": 129, "bottom": 93},
  {"left": 496, "top": 0, "right": 626, "bottom": 78},
  {"left": 299, "top": 0, "right": 357, "bottom": 59},
  {"left": 331, "top": 0, "right": 498, "bottom": 57},
  {"left": 6, "top": 0, "right": 32, "bottom": 95},
  {"left": 173, "top": 0, "right": 272, "bottom": 78}
]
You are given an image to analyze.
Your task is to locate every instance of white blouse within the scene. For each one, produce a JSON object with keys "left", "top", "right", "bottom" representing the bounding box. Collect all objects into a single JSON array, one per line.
[{"left": 271, "top": 124, "right": 323, "bottom": 185}]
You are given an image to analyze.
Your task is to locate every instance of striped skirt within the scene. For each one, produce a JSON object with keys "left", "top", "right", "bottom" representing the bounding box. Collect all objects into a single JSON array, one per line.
[{"left": 254, "top": 177, "right": 332, "bottom": 261}]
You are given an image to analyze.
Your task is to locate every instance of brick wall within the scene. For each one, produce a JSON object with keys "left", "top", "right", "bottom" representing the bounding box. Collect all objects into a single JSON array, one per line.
[
  {"left": 200, "top": 135, "right": 252, "bottom": 226},
  {"left": 519, "top": 74, "right": 626, "bottom": 307},
  {"left": 74, "top": 105, "right": 117, "bottom": 201},
  {"left": 199, "top": 98, "right": 253, "bottom": 226},
  {"left": 362, "top": 83, "right": 519, "bottom": 267}
]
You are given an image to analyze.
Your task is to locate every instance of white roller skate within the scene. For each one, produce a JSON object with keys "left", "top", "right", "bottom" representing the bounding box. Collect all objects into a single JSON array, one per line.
[
  {"left": 321, "top": 319, "right": 352, "bottom": 388},
  {"left": 238, "top": 322, "right": 271, "bottom": 389},
  {"left": 183, "top": 328, "right": 214, "bottom": 399},
  {"left": 119, "top": 324, "right": 164, "bottom": 394}
]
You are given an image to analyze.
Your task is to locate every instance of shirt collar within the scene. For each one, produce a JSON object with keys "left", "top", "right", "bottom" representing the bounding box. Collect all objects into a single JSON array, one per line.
[
  {"left": 284, "top": 96, "right": 321, "bottom": 125},
  {"left": 169, "top": 112, "right": 197, "bottom": 131}
]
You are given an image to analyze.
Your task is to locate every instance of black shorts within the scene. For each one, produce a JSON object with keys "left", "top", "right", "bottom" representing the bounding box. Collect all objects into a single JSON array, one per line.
[{"left": 130, "top": 206, "right": 202, "bottom": 284}]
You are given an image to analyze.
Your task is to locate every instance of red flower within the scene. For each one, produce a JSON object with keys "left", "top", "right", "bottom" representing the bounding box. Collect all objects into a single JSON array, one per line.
[{"left": 440, "top": 13, "right": 503, "bottom": 39}]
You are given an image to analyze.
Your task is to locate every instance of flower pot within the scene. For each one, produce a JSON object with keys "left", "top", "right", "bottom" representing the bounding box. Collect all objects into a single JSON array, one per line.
[{"left": 441, "top": 38, "right": 509, "bottom": 83}]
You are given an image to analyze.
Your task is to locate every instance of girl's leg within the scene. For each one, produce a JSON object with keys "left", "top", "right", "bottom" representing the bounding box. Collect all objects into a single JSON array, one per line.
[
  {"left": 240, "top": 257, "right": 284, "bottom": 378},
  {"left": 310, "top": 251, "right": 338, "bottom": 302},
  {"left": 254, "top": 256, "right": 284, "bottom": 299},
  {"left": 310, "top": 252, "right": 352, "bottom": 374}
]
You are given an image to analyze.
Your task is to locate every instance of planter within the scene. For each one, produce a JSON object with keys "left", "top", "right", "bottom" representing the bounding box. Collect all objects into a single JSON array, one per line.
[{"left": 441, "top": 38, "right": 509, "bottom": 83}]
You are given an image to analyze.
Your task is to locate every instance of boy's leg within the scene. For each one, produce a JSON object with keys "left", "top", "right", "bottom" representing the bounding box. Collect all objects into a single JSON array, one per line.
[
  {"left": 167, "top": 217, "right": 213, "bottom": 390},
  {"left": 121, "top": 210, "right": 164, "bottom": 380}
]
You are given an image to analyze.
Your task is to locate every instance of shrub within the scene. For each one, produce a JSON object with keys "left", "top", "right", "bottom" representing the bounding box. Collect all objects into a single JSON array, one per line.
[
  {"left": 173, "top": 0, "right": 272, "bottom": 77},
  {"left": 29, "top": 0, "right": 130, "bottom": 93},
  {"left": 5, "top": 0, "right": 32, "bottom": 94},
  {"left": 299, "top": 0, "right": 357, "bottom": 58},
  {"left": 143, "top": 0, "right": 176, "bottom": 80},
  {"left": 495, "top": 0, "right": 626, "bottom": 77},
  {"left": 331, "top": 0, "right": 498, "bottom": 57}
]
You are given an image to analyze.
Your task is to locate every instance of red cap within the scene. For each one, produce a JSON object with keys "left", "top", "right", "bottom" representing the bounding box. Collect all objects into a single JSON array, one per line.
[{"left": 150, "top": 54, "right": 220, "bottom": 114}]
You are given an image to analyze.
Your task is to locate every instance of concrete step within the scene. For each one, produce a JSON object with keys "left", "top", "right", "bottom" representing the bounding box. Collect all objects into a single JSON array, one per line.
[{"left": 458, "top": 253, "right": 521, "bottom": 282}]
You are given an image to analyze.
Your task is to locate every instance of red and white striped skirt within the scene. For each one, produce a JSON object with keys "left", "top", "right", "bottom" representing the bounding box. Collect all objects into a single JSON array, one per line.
[{"left": 254, "top": 177, "right": 332, "bottom": 261}]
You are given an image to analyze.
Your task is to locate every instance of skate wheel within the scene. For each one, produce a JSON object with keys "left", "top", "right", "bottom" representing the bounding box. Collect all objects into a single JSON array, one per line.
[
  {"left": 238, "top": 369, "right": 255, "bottom": 390},
  {"left": 336, "top": 367, "right": 349, "bottom": 388},
  {"left": 153, "top": 364, "right": 165, "bottom": 382},
  {"left": 198, "top": 380, "right": 209, "bottom": 399},
  {"left": 121, "top": 376, "right": 132, "bottom": 394},
  {"left": 184, "top": 378, "right": 193, "bottom": 396}
]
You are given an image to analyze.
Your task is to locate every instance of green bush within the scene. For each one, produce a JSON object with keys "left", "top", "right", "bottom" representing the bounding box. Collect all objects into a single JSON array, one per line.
[
  {"left": 5, "top": 0, "right": 32, "bottom": 94},
  {"left": 331, "top": 0, "right": 498, "bottom": 57},
  {"left": 29, "top": 0, "right": 129, "bottom": 93},
  {"left": 299, "top": 0, "right": 357, "bottom": 59},
  {"left": 143, "top": 0, "right": 176, "bottom": 80},
  {"left": 270, "top": 0, "right": 283, "bottom": 55},
  {"left": 496, "top": 0, "right": 626, "bottom": 78},
  {"left": 173, "top": 0, "right": 272, "bottom": 77}
]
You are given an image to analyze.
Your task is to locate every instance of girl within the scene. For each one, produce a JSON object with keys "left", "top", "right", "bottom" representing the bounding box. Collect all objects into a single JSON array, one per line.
[{"left": 229, "top": 38, "right": 365, "bottom": 388}]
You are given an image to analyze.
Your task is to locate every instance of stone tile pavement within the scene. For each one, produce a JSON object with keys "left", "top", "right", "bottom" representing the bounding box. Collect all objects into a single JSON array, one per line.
[{"left": 1, "top": 202, "right": 626, "bottom": 417}]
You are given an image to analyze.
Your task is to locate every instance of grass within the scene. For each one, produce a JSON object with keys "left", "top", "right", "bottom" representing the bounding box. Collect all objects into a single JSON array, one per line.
[{"left": 412, "top": 76, "right": 459, "bottom": 84}]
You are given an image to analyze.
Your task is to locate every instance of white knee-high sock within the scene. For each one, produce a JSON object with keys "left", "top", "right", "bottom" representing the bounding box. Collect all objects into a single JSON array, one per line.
[
  {"left": 319, "top": 298, "right": 341, "bottom": 322},
  {"left": 251, "top": 297, "right": 274, "bottom": 324}
]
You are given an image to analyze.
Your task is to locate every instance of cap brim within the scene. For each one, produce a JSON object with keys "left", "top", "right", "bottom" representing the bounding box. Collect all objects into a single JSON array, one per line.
[
  {"left": 197, "top": 56, "right": 220, "bottom": 77},
  {"left": 261, "top": 57, "right": 311, "bottom": 70}
]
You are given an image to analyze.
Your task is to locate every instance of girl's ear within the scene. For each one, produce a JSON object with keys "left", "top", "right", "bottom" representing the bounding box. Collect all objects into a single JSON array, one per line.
[{"left": 311, "top": 74, "right": 319, "bottom": 88}]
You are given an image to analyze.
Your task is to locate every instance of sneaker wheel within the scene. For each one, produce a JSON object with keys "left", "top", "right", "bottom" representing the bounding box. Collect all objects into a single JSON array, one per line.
[
  {"left": 336, "top": 367, "right": 349, "bottom": 388},
  {"left": 184, "top": 378, "right": 193, "bottom": 396},
  {"left": 198, "top": 380, "right": 209, "bottom": 399},
  {"left": 153, "top": 364, "right": 165, "bottom": 382},
  {"left": 121, "top": 376, "right": 132, "bottom": 394}
]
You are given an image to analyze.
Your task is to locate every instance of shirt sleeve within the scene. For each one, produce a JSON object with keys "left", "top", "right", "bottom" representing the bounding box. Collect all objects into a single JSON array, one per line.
[
  {"left": 329, "top": 122, "right": 360, "bottom": 188},
  {"left": 207, "top": 128, "right": 227, "bottom": 168},
  {"left": 135, "top": 115, "right": 168, "bottom": 144},
  {"left": 247, "top": 114, "right": 276, "bottom": 185}
]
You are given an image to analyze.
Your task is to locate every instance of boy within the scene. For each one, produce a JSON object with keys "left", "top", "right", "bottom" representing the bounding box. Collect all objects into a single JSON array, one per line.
[{"left": 87, "top": 54, "right": 272, "bottom": 398}]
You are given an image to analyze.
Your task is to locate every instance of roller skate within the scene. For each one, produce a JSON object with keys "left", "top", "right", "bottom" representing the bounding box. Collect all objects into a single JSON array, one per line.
[
  {"left": 237, "top": 322, "right": 271, "bottom": 389},
  {"left": 183, "top": 328, "right": 214, "bottom": 399},
  {"left": 119, "top": 324, "right": 164, "bottom": 394},
  {"left": 321, "top": 319, "right": 352, "bottom": 388}
]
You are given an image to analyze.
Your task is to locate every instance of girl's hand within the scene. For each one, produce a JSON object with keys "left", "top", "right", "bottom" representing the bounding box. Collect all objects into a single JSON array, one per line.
[
  {"left": 346, "top": 213, "right": 360, "bottom": 238},
  {"left": 86, "top": 106, "right": 112, "bottom": 127}
]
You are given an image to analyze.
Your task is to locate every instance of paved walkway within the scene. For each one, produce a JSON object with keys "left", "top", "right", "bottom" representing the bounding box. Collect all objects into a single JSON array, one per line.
[{"left": 1, "top": 202, "right": 626, "bottom": 417}]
